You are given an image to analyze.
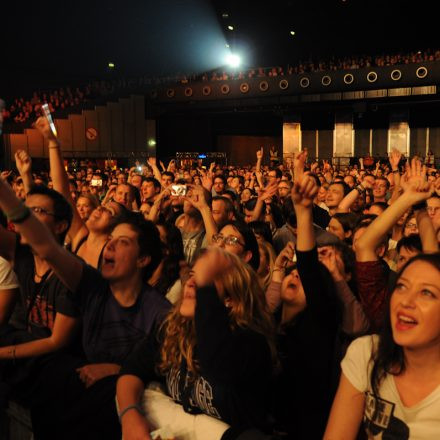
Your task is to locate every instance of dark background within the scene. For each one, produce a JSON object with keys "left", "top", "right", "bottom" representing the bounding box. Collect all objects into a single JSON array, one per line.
[{"left": 2, "top": 0, "right": 439, "bottom": 98}]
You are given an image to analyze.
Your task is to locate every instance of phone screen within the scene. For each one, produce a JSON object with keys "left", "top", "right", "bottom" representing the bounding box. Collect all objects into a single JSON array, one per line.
[
  {"left": 41, "top": 103, "right": 58, "bottom": 137},
  {"left": 171, "top": 184, "right": 186, "bottom": 196}
]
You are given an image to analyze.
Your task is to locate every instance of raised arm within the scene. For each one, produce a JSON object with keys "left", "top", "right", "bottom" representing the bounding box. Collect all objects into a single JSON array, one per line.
[
  {"left": 337, "top": 180, "right": 371, "bottom": 213},
  {"left": 356, "top": 158, "right": 434, "bottom": 262},
  {"left": 249, "top": 180, "right": 278, "bottom": 222},
  {"left": 0, "top": 177, "right": 83, "bottom": 292},
  {"left": 184, "top": 185, "right": 217, "bottom": 244},
  {"left": 146, "top": 188, "right": 170, "bottom": 223},
  {"left": 255, "top": 147, "right": 263, "bottom": 173},
  {"left": 14, "top": 150, "right": 34, "bottom": 194},
  {"left": 34, "top": 117, "right": 86, "bottom": 242},
  {"left": 147, "top": 157, "right": 163, "bottom": 186},
  {"left": 291, "top": 175, "right": 318, "bottom": 252}
]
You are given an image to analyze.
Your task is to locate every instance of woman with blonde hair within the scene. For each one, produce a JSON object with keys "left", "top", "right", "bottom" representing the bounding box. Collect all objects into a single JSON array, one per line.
[{"left": 116, "top": 247, "right": 276, "bottom": 440}]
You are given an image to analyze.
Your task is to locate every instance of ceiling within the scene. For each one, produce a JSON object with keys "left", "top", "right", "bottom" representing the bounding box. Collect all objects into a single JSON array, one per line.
[{"left": 2, "top": 0, "right": 439, "bottom": 97}]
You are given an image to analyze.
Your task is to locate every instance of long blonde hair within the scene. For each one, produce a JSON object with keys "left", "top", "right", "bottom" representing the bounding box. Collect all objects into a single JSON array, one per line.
[{"left": 159, "top": 250, "right": 276, "bottom": 374}]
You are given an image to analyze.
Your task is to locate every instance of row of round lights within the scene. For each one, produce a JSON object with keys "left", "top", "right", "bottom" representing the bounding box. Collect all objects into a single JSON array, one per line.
[{"left": 158, "top": 66, "right": 429, "bottom": 98}]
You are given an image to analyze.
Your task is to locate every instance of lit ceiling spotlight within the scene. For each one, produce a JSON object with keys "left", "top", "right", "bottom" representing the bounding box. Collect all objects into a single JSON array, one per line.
[
  {"left": 108, "top": 62, "right": 115, "bottom": 68},
  {"left": 222, "top": 12, "right": 229, "bottom": 18},
  {"left": 225, "top": 43, "right": 230, "bottom": 48},
  {"left": 227, "top": 25, "right": 234, "bottom": 31},
  {"left": 226, "top": 53, "right": 241, "bottom": 68},
  {"left": 290, "top": 30, "right": 295, "bottom": 36}
]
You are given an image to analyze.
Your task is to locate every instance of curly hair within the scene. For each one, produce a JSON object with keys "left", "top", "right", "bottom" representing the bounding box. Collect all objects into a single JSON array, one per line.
[{"left": 158, "top": 250, "right": 276, "bottom": 374}]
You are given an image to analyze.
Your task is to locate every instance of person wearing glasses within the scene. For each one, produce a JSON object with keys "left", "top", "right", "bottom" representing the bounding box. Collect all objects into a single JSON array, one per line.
[
  {"left": 0, "top": 184, "right": 79, "bottom": 403},
  {"left": 32, "top": 118, "right": 127, "bottom": 269},
  {"left": 211, "top": 221, "right": 260, "bottom": 272},
  {"left": 0, "top": 176, "right": 170, "bottom": 439}
]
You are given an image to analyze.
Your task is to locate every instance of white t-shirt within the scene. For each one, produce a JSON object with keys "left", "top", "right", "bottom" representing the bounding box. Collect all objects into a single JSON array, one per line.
[
  {"left": 0, "top": 256, "right": 19, "bottom": 290},
  {"left": 342, "top": 335, "right": 440, "bottom": 440}
]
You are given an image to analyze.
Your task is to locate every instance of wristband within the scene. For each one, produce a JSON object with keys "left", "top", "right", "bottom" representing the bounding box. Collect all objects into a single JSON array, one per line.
[
  {"left": 413, "top": 201, "right": 427, "bottom": 211},
  {"left": 355, "top": 185, "right": 365, "bottom": 195},
  {"left": 118, "top": 403, "right": 144, "bottom": 422},
  {"left": 392, "top": 169, "right": 400, "bottom": 174}
]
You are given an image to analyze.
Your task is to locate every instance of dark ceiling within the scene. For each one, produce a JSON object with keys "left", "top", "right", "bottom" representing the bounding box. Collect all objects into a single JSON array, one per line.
[{"left": 2, "top": 0, "right": 439, "bottom": 97}]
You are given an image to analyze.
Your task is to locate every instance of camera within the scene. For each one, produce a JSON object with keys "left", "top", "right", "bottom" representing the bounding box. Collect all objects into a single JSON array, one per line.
[{"left": 171, "top": 184, "right": 187, "bottom": 196}]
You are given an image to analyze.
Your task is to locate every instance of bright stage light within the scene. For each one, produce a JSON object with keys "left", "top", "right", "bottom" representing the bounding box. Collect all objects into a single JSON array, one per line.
[{"left": 226, "top": 53, "right": 241, "bottom": 68}]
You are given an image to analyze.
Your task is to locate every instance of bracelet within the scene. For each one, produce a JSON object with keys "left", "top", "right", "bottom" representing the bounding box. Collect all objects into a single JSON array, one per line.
[
  {"left": 355, "top": 185, "right": 365, "bottom": 195},
  {"left": 273, "top": 267, "right": 285, "bottom": 273},
  {"left": 118, "top": 403, "right": 144, "bottom": 422},
  {"left": 413, "top": 201, "right": 427, "bottom": 211},
  {"left": 392, "top": 169, "right": 400, "bottom": 174},
  {"left": 7, "top": 205, "right": 31, "bottom": 224}
]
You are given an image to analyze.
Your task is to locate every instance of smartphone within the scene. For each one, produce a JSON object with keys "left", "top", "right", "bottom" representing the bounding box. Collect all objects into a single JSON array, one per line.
[
  {"left": 91, "top": 179, "right": 103, "bottom": 187},
  {"left": 41, "top": 103, "right": 58, "bottom": 137},
  {"left": 137, "top": 166, "right": 142, "bottom": 171},
  {"left": 171, "top": 184, "right": 187, "bottom": 196}
]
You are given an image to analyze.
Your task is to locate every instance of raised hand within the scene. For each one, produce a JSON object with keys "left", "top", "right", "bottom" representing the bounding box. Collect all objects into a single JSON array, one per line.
[
  {"left": 293, "top": 149, "right": 308, "bottom": 183},
  {"left": 192, "top": 246, "right": 232, "bottom": 288},
  {"left": 183, "top": 184, "right": 209, "bottom": 211},
  {"left": 15, "top": 150, "right": 32, "bottom": 176},
  {"left": 201, "top": 173, "right": 213, "bottom": 191},
  {"left": 291, "top": 175, "right": 318, "bottom": 209},
  {"left": 256, "top": 147, "right": 263, "bottom": 161},
  {"left": 323, "top": 159, "right": 331, "bottom": 171},
  {"left": 318, "top": 247, "right": 344, "bottom": 282},
  {"left": 389, "top": 149, "right": 402, "bottom": 171},
  {"left": 34, "top": 116, "right": 56, "bottom": 141},
  {"left": 0, "top": 170, "right": 12, "bottom": 180},
  {"left": 258, "top": 180, "right": 278, "bottom": 202},
  {"left": 400, "top": 157, "right": 432, "bottom": 203},
  {"left": 147, "top": 157, "right": 157, "bottom": 168},
  {"left": 274, "top": 241, "right": 295, "bottom": 270}
]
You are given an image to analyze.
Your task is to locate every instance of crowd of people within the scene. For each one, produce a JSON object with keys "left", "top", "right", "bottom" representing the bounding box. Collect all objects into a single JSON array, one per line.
[
  {"left": 0, "top": 81, "right": 123, "bottom": 130},
  {"left": 200, "top": 48, "right": 440, "bottom": 82},
  {"left": 3, "top": 47, "right": 439, "bottom": 134},
  {"left": 0, "top": 114, "right": 439, "bottom": 440}
]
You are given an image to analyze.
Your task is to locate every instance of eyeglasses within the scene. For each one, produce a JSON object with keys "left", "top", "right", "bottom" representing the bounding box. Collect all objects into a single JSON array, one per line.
[
  {"left": 212, "top": 233, "right": 245, "bottom": 247},
  {"left": 405, "top": 223, "right": 417, "bottom": 229},
  {"left": 29, "top": 206, "right": 56, "bottom": 217}
]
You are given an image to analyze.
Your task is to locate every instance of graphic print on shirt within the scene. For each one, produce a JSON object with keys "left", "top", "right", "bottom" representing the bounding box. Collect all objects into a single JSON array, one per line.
[
  {"left": 27, "top": 294, "right": 55, "bottom": 331},
  {"left": 364, "top": 392, "right": 409, "bottom": 439},
  {"left": 167, "top": 368, "right": 221, "bottom": 419}
]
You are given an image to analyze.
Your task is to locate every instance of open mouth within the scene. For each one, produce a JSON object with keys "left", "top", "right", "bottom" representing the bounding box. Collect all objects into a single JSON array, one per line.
[
  {"left": 395, "top": 313, "right": 418, "bottom": 330},
  {"left": 103, "top": 256, "right": 115, "bottom": 268}
]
